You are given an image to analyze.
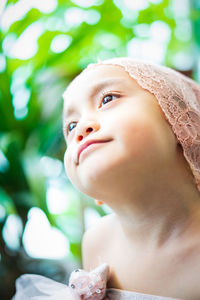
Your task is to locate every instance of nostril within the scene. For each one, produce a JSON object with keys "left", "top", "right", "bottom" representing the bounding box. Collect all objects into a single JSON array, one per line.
[
  {"left": 77, "top": 136, "right": 83, "bottom": 141},
  {"left": 86, "top": 127, "right": 93, "bottom": 132},
  {"left": 77, "top": 127, "right": 93, "bottom": 142}
]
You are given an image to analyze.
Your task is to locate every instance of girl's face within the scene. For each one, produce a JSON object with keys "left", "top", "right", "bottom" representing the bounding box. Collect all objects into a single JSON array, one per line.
[{"left": 63, "top": 65, "right": 178, "bottom": 200}]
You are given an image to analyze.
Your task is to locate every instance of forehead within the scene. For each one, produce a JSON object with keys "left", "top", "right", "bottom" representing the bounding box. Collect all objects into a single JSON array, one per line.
[{"left": 63, "top": 64, "right": 133, "bottom": 100}]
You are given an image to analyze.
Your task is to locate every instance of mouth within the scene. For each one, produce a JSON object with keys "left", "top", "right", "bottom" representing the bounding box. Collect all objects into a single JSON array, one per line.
[{"left": 77, "top": 139, "right": 112, "bottom": 164}]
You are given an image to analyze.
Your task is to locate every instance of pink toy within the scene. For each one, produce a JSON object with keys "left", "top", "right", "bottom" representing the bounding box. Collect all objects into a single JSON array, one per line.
[{"left": 69, "top": 263, "right": 109, "bottom": 300}]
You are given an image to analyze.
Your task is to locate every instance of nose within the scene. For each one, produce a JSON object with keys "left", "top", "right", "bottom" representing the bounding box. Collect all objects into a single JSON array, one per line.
[{"left": 75, "top": 120, "right": 100, "bottom": 142}]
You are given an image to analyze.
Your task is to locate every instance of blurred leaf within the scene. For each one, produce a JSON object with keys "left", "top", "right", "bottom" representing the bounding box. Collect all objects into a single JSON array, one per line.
[
  {"left": 0, "top": 188, "right": 16, "bottom": 215},
  {"left": 9, "top": 9, "right": 42, "bottom": 36}
]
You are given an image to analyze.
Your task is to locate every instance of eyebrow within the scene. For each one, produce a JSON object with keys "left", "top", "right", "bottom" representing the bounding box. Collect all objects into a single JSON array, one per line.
[{"left": 63, "top": 78, "right": 124, "bottom": 121}]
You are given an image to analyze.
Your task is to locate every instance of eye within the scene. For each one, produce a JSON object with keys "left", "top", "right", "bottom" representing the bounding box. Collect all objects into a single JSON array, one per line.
[
  {"left": 67, "top": 121, "right": 77, "bottom": 135},
  {"left": 99, "top": 93, "right": 119, "bottom": 108}
]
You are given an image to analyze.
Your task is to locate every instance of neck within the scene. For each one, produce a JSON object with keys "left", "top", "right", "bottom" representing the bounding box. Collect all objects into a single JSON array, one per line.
[{"left": 108, "top": 181, "right": 200, "bottom": 252}]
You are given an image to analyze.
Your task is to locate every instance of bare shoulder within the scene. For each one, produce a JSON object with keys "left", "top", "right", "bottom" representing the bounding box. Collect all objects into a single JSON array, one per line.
[{"left": 81, "top": 213, "right": 115, "bottom": 271}]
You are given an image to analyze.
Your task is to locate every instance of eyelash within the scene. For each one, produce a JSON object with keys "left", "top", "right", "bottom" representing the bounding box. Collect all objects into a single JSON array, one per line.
[{"left": 64, "top": 91, "right": 120, "bottom": 136}]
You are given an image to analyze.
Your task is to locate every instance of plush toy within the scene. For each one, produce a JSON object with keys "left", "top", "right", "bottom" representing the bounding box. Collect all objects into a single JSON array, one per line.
[{"left": 69, "top": 263, "right": 110, "bottom": 300}]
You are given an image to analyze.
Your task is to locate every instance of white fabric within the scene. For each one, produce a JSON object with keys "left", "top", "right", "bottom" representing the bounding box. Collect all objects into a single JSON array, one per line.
[
  {"left": 12, "top": 274, "right": 77, "bottom": 300},
  {"left": 12, "top": 264, "right": 182, "bottom": 300}
]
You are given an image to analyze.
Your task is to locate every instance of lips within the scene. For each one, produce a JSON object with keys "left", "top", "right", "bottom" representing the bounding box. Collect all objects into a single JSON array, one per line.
[{"left": 77, "top": 139, "right": 112, "bottom": 164}]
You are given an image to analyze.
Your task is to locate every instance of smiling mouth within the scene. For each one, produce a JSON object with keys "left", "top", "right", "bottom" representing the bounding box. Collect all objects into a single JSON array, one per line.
[{"left": 77, "top": 140, "right": 112, "bottom": 164}]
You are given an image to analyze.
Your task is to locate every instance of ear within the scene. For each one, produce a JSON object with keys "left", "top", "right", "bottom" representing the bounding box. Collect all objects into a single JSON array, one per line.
[{"left": 95, "top": 199, "right": 104, "bottom": 205}]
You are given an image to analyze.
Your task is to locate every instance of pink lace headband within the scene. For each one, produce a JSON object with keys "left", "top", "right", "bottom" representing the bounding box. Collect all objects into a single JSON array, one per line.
[{"left": 85, "top": 57, "right": 200, "bottom": 194}]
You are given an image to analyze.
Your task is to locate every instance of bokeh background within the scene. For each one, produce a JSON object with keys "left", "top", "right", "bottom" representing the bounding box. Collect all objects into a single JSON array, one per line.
[{"left": 0, "top": 0, "right": 199, "bottom": 299}]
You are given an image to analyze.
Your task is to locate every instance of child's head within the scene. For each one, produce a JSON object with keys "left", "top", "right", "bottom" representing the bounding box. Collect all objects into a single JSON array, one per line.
[{"left": 62, "top": 57, "right": 200, "bottom": 204}]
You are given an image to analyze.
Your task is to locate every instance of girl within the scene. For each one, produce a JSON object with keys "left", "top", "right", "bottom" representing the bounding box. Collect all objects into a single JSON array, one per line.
[{"left": 13, "top": 57, "right": 200, "bottom": 299}]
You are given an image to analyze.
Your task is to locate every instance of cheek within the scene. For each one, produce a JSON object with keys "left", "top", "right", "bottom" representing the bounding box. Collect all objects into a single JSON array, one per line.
[
  {"left": 64, "top": 150, "right": 74, "bottom": 179},
  {"left": 64, "top": 149, "right": 87, "bottom": 192},
  {"left": 115, "top": 115, "right": 149, "bottom": 148},
  {"left": 115, "top": 113, "right": 168, "bottom": 163}
]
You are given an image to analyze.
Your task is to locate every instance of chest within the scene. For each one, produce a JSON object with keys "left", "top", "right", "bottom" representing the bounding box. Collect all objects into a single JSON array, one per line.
[{"left": 103, "top": 240, "right": 200, "bottom": 300}]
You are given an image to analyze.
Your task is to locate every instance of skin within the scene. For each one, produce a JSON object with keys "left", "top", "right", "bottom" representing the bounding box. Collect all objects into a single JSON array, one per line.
[{"left": 63, "top": 65, "right": 200, "bottom": 298}]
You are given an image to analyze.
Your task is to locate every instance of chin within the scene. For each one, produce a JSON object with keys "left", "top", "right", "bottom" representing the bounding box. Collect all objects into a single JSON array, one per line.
[
  {"left": 64, "top": 157, "right": 109, "bottom": 197},
  {"left": 82, "top": 158, "right": 110, "bottom": 181},
  {"left": 77, "top": 155, "right": 124, "bottom": 197}
]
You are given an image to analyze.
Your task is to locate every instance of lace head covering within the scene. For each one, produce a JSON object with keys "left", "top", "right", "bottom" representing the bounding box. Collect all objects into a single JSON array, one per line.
[{"left": 84, "top": 57, "right": 200, "bottom": 194}]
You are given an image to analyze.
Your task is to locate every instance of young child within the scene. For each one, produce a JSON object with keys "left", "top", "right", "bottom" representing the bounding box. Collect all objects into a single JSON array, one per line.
[
  {"left": 63, "top": 57, "right": 200, "bottom": 299},
  {"left": 13, "top": 57, "right": 200, "bottom": 300}
]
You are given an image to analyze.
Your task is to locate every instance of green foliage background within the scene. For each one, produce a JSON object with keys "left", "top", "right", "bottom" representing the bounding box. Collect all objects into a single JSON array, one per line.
[{"left": 0, "top": 0, "right": 199, "bottom": 299}]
